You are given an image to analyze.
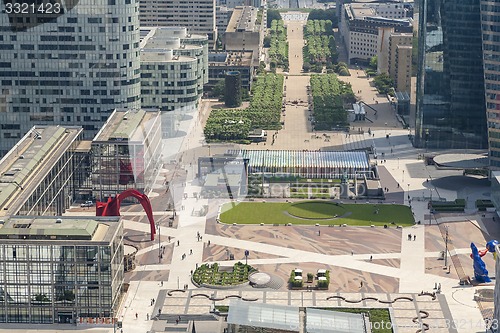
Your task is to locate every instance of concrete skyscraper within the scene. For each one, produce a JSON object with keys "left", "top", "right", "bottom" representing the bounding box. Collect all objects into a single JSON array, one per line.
[
  {"left": 415, "top": 0, "right": 487, "bottom": 149},
  {"left": 481, "top": 1, "right": 500, "bottom": 168},
  {"left": 0, "top": 0, "right": 141, "bottom": 156}
]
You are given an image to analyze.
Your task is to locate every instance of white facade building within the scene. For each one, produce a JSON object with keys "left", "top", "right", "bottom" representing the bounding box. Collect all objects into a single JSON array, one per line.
[
  {"left": 140, "top": 27, "right": 208, "bottom": 137},
  {"left": 139, "top": 0, "right": 217, "bottom": 48},
  {"left": 0, "top": 0, "right": 141, "bottom": 156}
]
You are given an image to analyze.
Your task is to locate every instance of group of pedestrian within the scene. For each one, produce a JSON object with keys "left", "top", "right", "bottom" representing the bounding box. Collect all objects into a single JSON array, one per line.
[
  {"left": 407, "top": 233, "right": 416, "bottom": 241},
  {"left": 150, "top": 298, "right": 155, "bottom": 306},
  {"left": 383, "top": 187, "right": 390, "bottom": 192}
]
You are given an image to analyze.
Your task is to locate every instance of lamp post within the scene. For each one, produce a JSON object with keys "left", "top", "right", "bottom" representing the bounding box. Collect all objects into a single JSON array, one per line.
[
  {"left": 429, "top": 188, "right": 433, "bottom": 224},
  {"left": 157, "top": 222, "right": 161, "bottom": 263},
  {"left": 444, "top": 225, "right": 449, "bottom": 267},
  {"left": 407, "top": 183, "right": 410, "bottom": 201}
]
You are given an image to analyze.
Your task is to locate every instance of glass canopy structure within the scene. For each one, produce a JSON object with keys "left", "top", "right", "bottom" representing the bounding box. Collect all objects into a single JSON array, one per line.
[
  {"left": 227, "top": 300, "right": 368, "bottom": 333},
  {"left": 225, "top": 150, "right": 372, "bottom": 179}
]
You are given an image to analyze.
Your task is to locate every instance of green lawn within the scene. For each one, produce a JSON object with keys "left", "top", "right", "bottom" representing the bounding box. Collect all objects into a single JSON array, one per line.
[
  {"left": 288, "top": 201, "right": 344, "bottom": 219},
  {"left": 219, "top": 201, "right": 414, "bottom": 226}
]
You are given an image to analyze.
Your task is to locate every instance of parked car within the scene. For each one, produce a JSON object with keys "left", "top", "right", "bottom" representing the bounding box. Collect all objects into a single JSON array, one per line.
[{"left": 81, "top": 201, "right": 94, "bottom": 207}]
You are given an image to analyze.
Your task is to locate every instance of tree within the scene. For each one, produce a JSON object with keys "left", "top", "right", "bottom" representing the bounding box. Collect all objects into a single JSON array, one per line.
[
  {"left": 369, "top": 56, "right": 378, "bottom": 70},
  {"left": 263, "top": 35, "right": 272, "bottom": 48},
  {"left": 267, "top": 9, "right": 281, "bottom": 28},
  {"left": 373, "top": 73, "right": 394, "bottom": 94},
  {"left": 303, "top": 62, "right": 311, "bottom": 72},
  {"left": 308, "top": 9, "right": 338, "bottom": 27},
  {"left": 212, "top": 79, "right": 225, "bottom": 99}
]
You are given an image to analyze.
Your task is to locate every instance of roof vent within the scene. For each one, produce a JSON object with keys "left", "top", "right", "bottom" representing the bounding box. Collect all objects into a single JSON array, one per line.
[{"left": 56, "top": 218, "right": 62, "bottom": 224}]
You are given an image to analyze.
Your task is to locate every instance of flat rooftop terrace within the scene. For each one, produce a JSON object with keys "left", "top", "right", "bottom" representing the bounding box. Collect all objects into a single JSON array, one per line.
[
  {"left": 0, "top": 216, "right": 120, "bottom": 242},
  {"left": 0, "top": 126, "right": 82, "bottom": 217},
  {"left": 93, "top": 109, "right": 160, "bottom": 142}
]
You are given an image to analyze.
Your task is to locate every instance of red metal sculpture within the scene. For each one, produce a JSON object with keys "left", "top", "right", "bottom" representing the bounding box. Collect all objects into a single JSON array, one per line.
[{"left": 96, "top": 189, "right": 156, "bottom": 240}]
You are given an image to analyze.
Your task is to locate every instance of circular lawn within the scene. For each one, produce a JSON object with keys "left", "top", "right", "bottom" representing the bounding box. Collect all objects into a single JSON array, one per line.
[{"left": 286, "top": 201, "right": 346, "bottom": 219}]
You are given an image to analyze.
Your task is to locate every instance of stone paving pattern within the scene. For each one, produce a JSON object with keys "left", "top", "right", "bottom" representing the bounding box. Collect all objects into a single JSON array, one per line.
[{"left": 52, "top": 12, "right": 498, "bottom": 333}]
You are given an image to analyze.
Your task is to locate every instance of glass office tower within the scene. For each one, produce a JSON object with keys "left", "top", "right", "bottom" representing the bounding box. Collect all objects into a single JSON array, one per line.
[
  {"left": 482, "top": 1, "right": 500, "bottom": 167},
  {"left": 0, "top": 217, "right": 123, "bottom": 324},
  {"left": 415, "top": 0, "right": 488, "bottom": 149},
  {"left": 0, "top": 0, "right": 142, "bottom": 156}
]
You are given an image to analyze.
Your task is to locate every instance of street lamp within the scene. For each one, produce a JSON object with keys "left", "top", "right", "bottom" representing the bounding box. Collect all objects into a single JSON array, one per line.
[
  {"left": 429, "top": 188, "right": 434, "bottom": 224},
  {"left": 444, "top": 225, "right": 449, "bottom": 267},
  {"left": 157, "top": 222, "right": 161, "bottom": 263},
  {"left": 407, "top": 183, "right": 410, "bottom": 200}
]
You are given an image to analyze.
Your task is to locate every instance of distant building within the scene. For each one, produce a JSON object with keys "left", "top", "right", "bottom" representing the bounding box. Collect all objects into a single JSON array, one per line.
[
  {"left": 224, "top": 6, "right": 264, "bottom": 65},
  {"left": 216, "top": 6, "right": 234, "bottom": 39},
  {"left": 217, "top": 0, "right": 262, "bottom": 8},
  {"left": 377, "top": 27, "right": 412, "bottom": 94},
  {"left": 339, "top": 2, "right": 413, "bottom": 64},
  {"left": 139, "top": 0, "right": 217, "bottom": 48},
  {"left": 91, "top": 109, "right": 162, "bottom": 201},
  {"left": 207, "top": 51, "right": 254, "bottom": 93},
  {"left": 0, "top": 216, "right": 123, "bottom": 324},
  {"left": 0, "top": 126, "right": 85, "bottom": 217}
]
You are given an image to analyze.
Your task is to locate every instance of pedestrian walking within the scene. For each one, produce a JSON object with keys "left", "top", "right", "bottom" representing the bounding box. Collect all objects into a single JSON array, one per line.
[
  {"left": 351, "top": 250, "right": 354, "bottom": 255},
  {"left": 168, "top": 236, "right": 171, "bottom": 242},
  {"left": 190, "top": 249, "right": 193, "bottom": 255},
  {"left": 370, "top": 255, "right": 373, "bottom": 261},
  {"left": 208, "top": 240, "right": 211, "bottom": 246},
  {"left": 161, "top": 281, "right": 163, "bottom": 286},
  {"left": 177, "top": 240, "right": 180, "bottom": 246},
  {"left": 147, "top": 313, "right": 149, "bottom": 320},
  {"left": 413, "top": 235, "right": 416, "bottom": 241},
  {"left": 360, "top": 281, "right": 363, "bottom": 288},
  {"left": 135, "top": 313, "right": 138, "bottom": 319},
  {"left": 408, "top": 234, "right": 411, "bottom": 240}
]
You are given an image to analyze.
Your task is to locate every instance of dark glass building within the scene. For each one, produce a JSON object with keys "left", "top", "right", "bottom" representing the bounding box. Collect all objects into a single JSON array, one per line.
[
  {"left": 481, "top": 1, "right": 500, "bottom": 167},
  {"left": 415, "top": 0, "right": 488, "bottom": 149}
]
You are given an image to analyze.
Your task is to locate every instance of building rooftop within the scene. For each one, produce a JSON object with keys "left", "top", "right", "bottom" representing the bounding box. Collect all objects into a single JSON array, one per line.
[
  {"left": 226, "top": 6, "right": 258, "bottom": 33},
  {"left": 0, "top": 126, "right": 82, "bottom": 217},
  {"left": 93, "top": 109, "right": 161, "bottom": 143},
  {"left": 208, "top": 51, "right": 253, "bottom": 67},
  {"left": 0, "top": 216, "right": 120, "bottom": 242},
  {"left": 140, "top": 27, "right": 207, "bottom": 48}
]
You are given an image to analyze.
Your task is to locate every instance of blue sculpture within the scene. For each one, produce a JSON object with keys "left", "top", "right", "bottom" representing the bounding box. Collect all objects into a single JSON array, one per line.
[
  {"left": 471, "top": 243, "right": 491, "bottom": 283},
  {"left": 486, "top": 240, "right": 499, "bottom": 260}
]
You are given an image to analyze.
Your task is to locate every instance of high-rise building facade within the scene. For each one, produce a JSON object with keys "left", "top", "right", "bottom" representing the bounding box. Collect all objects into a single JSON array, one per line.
[
  {"left": 0, "top": 0, "right": 141, "bottom": 156},
  {"left": 139, "top": 0, "right": 217, "bottom": 48},
  {"left": 377, "top": 27, "right": 413, "bottom": 93},
  {"left": 415, "top": 0, "right": 487, "bottom": 149},
  {"left": 481, "top": 1, "right": 500, "bottom": 167},
  {"left": 0, "top": 216, "right": 123, "bottom": 324}
]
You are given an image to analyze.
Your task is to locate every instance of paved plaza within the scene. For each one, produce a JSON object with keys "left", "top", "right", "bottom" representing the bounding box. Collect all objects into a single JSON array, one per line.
[{"left": 6, "top": 11, "right": 493, "bottom": 333}]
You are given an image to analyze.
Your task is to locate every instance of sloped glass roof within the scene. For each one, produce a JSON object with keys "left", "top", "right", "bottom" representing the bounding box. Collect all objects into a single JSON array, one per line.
[
  {"left": 227, "top": 300, "right": 299, "bottom": 332},
  {"left": 306, "top": 308, "right": 366, "bottom": 333}
]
